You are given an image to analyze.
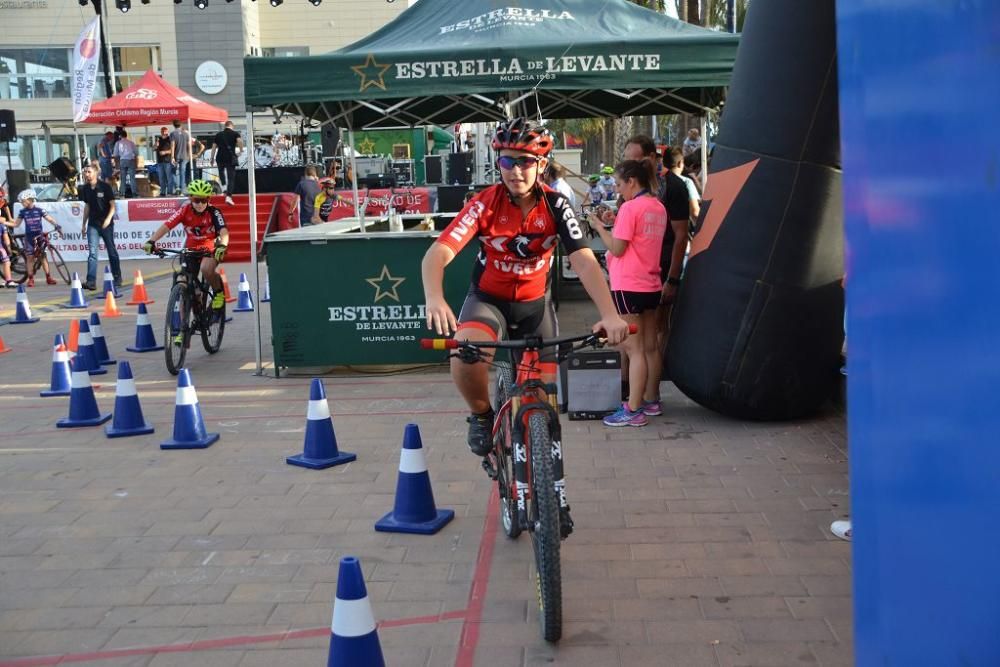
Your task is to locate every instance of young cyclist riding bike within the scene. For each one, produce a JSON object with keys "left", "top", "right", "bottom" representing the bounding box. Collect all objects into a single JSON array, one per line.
[
  {"left": 12, "top": 189, "right": 63, "bottom": 287},
  {"left": 421, "top": 117, "right": 629, "bottom": 463},
  {"left": 143, "top": 180, "right": 229, "bottom": 340}
]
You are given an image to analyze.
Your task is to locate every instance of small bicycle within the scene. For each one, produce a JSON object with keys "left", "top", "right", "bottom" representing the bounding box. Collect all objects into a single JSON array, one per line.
[
  {"left": 9, "top": 231, "right": 71, "bottom": 285},
  {"left": 421, "top": 325, "right": 633, "bottom": 642},
  {"left": 154, "top": 247, "right": 226, "bottom": 375}
]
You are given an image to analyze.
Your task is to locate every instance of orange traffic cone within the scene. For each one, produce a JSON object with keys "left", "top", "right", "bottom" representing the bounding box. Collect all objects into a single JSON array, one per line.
[
  {"left": 67, "top": 318, "right": 80, "bottom": 357},
  {"left": 218, "top": 267, "right": 237, "bottom": 303},
  {"left": 0, "top": 335, "right": 11, "bottom": 354},
  {"left": 126, "top": 270, "right": 154, "bottom": 305},
  {"left": 102, "top": 291, "right": 123, "bottom": 318}
]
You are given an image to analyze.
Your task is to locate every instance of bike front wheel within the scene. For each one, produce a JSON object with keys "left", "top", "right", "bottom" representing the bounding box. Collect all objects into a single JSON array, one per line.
[
  {"left": 164, "top": 283, "right": 190, "bottom": 375},
  {"left": 528, "top": 411, "right": 562, "bottom": 642}
]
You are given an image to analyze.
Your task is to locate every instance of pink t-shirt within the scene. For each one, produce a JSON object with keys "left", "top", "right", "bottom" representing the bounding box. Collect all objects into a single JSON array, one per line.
[{"left": 607, "top": 195, "right": 667, "bottom": 292}]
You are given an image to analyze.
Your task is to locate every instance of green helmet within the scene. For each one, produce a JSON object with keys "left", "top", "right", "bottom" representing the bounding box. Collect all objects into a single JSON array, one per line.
[
  {"left": 186, "top": 179, "right": 214, "bottom": 197},
  {"left": 587, "top": 174, "right": 600, "bottom": 183},
  {"left": 601, "top": 166, "right": 614, "bottom": 175}
]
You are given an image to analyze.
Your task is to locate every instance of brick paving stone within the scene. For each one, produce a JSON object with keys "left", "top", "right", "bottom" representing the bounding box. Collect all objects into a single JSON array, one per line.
[{"left": 0, "top": 276, "right": 850, "bottom": 665}]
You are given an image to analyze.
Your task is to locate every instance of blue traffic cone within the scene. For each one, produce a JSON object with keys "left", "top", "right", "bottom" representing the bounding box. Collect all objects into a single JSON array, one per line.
[
  {"left": 75, "top": 320, "right": 107, "bottom": 376},
  {"left": 232, "top": 272, "right": 254, "bottom": 312},
  {"left": 287, "top": 379, "right": 356, "bottom": 469},
  {"left": 374, "top": 423, "right": 454, "bottom": 535},
  {"left": 63, "top": 272, "right": 88, "bottom": 308},
  {"left": 327, "top": 557, "right": 385, "bottom": 667},
  {"left": 126, "top": 303, "right": 164, "bottom": 353},
  {"left": 106, "top": 361, "right": 154, "bottom": 438},
  {"left": 160, "top": 369, "right": 219, "bottom": 449},
  {"left": 10, "top": 284, "right": 40, "bottom": 324},
  {"left": 96, "top": 266, "right": 121, "bottom": 299},
  {"left": 40, "top": 335, "right": 72, "bottom": 397},
  {"left": 261, "top": 271, "right": 270, "bottom": 303},
  {"left": 57, "top": 356, "right": 112, "bottom": 428},
  {"left": 89, "top": 313, "right": 117, "bottom": 365}
]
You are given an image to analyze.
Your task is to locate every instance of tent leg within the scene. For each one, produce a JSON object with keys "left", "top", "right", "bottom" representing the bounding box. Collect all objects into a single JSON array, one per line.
[
  {"left": 247, "top": 111, "right": 263, "bottom": 377},
  {"left": 73, "top": 126, "right": 83, "bottom": 176},
  {"left": 347, "top": 127, "right": 364, "bottom": 232},
  {"left": 187, "top": 118, "right": 194, "bottom": 190},
  {"left": 700, "top": 115, "right": 708, "bottom": 190}
]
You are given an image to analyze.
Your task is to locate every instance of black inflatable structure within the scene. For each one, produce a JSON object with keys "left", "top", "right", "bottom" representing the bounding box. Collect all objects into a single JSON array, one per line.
[{"left": 667, "top": 0, "right": 843, "bottom": 420}]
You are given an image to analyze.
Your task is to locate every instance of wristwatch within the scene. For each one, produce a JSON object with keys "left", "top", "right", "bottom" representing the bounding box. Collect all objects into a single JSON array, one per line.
[{"left": 666, "top": 276, "right": 681, "bottom": 287}]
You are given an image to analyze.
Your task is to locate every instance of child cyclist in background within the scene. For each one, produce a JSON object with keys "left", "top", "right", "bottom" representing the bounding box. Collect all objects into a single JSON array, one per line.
[
  {"left": 11, "top": 190, "right": 62, "bottom": 287},
  {"left": 589, "top": 160, "right": 668, "bottom": 427},
  {"left": 0, "top": 187, "right": 16, "bottom": 287}
]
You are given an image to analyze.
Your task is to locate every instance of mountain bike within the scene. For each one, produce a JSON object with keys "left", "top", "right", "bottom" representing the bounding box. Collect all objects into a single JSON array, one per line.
[
  {"left": 9, "top": 231, "right": 71, "bottom": 285},
  {"left": 421, "top": 325, "right": 634, "bottom": 642},
  {"left": 154, "top": 247, "right": 226, "bottom": 375}
]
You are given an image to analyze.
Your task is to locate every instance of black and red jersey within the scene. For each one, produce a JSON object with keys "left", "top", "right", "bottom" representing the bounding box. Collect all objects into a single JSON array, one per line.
[
  {"left": 436, "top": 184, "right": 587, "bottom": 302},
  {"left": 164, "top": 204, "right": 227, "bottom": 250}
]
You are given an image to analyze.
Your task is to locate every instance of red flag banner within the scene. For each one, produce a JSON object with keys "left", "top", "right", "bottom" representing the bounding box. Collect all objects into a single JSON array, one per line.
[{"left": 563, "top": 132, "right": 584, "bottom": 149}]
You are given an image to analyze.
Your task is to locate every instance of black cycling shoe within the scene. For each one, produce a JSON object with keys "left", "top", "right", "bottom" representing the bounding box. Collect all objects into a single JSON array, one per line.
[
  {"left": 466, "top": 410, "right": 495, "bottom": 456},
  {"left": 559, "top": 506, "right": 575, "bottom": 539}
]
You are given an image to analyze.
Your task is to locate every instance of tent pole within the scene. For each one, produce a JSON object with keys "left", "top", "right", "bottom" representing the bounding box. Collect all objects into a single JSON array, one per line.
[
  {"left": 187, "top": 118, "right": 193, "bottom": 190},
  {"left": 347, "top": 127, "right": 364, "bottom": 231},
  {"left": 700, "top": 115, "right": 708, "bottom": 190},
  {"left": 247, "top": 111, "right": 263, "bottom": 376},
  {"left": 73, "top": 125, "right": 83, "bottom": 175}
]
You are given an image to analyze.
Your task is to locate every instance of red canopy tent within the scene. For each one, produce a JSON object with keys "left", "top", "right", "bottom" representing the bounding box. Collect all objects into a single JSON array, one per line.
[{"left": 80, "top": 69, "right": 227, "bottom": 126}]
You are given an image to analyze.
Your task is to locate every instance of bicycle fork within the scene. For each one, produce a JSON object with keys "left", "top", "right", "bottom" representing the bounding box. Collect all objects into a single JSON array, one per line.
[{"left": 510, "top": 403, "right": 570, "bottom": 533}]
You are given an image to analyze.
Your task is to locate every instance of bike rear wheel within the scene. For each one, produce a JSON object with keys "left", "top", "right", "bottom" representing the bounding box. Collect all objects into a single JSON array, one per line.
[
  {"left": 201, "top": 291, "right": 226, "bottom": 354},
  {"left": 493, "top": 359, "right": 521, "bottom": 540},
  {"left": 164, "top": 283, "right": 190, "bottom": 375},
  {"left": 528, "top": 411, "right": 562, "bottom": 642},
  {"left": 46, "top": 245, "right": 71, "bottom": 284}
]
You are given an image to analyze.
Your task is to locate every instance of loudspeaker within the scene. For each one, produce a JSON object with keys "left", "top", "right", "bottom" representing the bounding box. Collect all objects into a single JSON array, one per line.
[
  {"left": 233, "top": 167, "right": 302, "bottom": 194},
  {"left": 566, "top": 349, "right": 622, "bottom": 420},
  {"left": 5, "top": 169, "right": 30, "bottom": 195},
  {"left": 321, "top": 125, "right": 339, "bottom": 158},
  {"left": 446, "top": 151, "right": 473, "bottom": 185},
  {"left": 48, "top": 157, "right": 77, "bottom": 182},
  {"left": 0, "top": 109, "right": 15, "bottom": 142},
  {"left": 424, "top": 154, "right": 443, "bottom": 184},
  {"left": 361, "top": 174, "right": 396, "bottom": 189}
]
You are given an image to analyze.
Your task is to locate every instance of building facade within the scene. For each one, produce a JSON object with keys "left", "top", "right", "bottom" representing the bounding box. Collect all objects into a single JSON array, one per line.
[{"left": 0, "top": 0, "right": 406, "bottom": 179}]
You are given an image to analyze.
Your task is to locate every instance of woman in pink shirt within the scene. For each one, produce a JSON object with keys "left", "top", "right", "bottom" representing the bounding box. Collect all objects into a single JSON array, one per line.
[{"left": 589, "top": 160, "right": 668, "bottom": 427}]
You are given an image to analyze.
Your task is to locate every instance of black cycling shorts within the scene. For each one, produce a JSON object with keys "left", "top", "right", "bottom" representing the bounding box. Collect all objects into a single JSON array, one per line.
[
  {"left": 612, "top": 290, "right": 660, "bottom": 315},
  {"left": 457, "top": 288, "right": 559, "bottom": 365}
]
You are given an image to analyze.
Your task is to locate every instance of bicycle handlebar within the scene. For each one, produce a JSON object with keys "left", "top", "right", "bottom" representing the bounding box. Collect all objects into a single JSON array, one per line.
[
  {"left": 420, "top": 324, "right": 637, "bottom": 352},
  {"left": 152, "top": 247, "right": 213, "bottom": 258}
]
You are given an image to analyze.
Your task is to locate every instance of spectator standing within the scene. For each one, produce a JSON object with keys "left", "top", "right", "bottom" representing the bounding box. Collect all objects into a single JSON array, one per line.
[
  {"left": 212, "top": 120, "right": 242, "bottom": 206},
  {"left": 112, "top": 130, "right": 138, "bottom": 198},
  {"left": 312, "top": 178, "right": 341, "bottom": 224},
  {"left": 294, "top": 165, "right": 321, "bottom": 226},
  {"left": 97, "top": 131, "right": 116, "bottom": 184},
  {"left": 542, "top": 161, "right": 577, "bottom": 210},
  {"left": 682, "top": 128, "right": 703, "bottom": 157},
  {"left": 155, "top": 126, "right": 175, "bottom": 197},
  {"left": 79, "top": 165, "right": 121, "bottom": 292},
  {"left": 170, "top": 120, "right": 192, "bottom": 194},
  {"left": 588, "top": 160, "right": 668, "bottom": 427},
  {"left": 623, "top": 134, "right": 665, "bottom": 194}
]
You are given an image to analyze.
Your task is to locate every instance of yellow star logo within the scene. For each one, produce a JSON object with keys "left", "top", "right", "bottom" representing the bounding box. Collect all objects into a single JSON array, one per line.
[
  {"left": 366, "top": 265, "right": 406, "bottom": 303},
  {"left": 351, "top": 53, "right": 391, "bottom": 92},
  {"left": 357, "top": 136, "right": 377, "bottom": 154}
]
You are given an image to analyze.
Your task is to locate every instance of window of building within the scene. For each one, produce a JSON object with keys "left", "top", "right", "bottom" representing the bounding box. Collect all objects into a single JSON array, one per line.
[
  {"left": 261, "top": 47, "right": 309, "bottom": 57},
  {"left": 0, "top": 46, "right": 161, "bottom": 101}
]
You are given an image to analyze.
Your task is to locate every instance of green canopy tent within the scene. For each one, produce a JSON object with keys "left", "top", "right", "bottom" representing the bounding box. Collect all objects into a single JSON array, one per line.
[{"left": 243, "top": 0, "right": 740, "bottom": 128}]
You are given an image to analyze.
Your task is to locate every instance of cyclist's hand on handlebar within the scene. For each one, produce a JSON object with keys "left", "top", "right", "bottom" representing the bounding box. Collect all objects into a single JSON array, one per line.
[
  {"left": 425, "top": 296, "right": 458, "bottom": 336},
  {"left": 213, "top": 243, "right": 227, "bottom": 263},
  {"left": 143, "top": 241, "right": 156, "bottom": 255},
  {"left": 593, "top": 314, "right": 631, "bottom": 345}
]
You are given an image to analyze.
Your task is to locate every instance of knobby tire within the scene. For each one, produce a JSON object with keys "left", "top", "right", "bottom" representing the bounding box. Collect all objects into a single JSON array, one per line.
[
  {"left": 529, "top": 411, "right": 562, "bottom": 642},
  {"left": 164, "top": 283, "right": 189, "bottom": 376},
  {"left": 494, "top": 359, "right": 521, "bottom": 539}
]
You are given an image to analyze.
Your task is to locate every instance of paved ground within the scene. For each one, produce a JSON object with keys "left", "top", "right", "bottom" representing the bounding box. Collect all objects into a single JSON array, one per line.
[{"left": 0, "top": 260, "right": 852, "bottom": 666}]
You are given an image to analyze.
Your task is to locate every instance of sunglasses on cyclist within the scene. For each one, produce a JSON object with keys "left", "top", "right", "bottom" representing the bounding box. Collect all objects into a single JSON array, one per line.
[
  {"left": 190, "top": 197, "right": 209, "bottom": 204},
  {"left": 497, "top": 155, "right": 543, "bottom": 170}
]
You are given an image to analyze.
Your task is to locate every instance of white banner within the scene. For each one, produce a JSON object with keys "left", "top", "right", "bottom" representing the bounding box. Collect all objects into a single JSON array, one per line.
[
  {"left": 12, "top": 198, "right": 189, "bottom": 262},
  {"left": 72, "top": 16, "right": 102, "bottom": 124}
]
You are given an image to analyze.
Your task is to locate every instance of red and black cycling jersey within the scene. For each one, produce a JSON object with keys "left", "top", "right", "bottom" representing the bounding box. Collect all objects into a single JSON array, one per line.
[
  {"left": 436, "top": 183, "right": 587, "bottom": 302},
  {"left": 163, "top": 204, "right": 227, "bottom": 250}
]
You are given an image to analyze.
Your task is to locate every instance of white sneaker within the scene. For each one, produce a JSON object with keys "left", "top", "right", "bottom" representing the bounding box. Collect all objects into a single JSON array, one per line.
[
  {"left": 225, "top": 195, "right": 235, "bottom": 206},
  {"left": 831, "top": 519, "right": 852, "bottom": 541}
]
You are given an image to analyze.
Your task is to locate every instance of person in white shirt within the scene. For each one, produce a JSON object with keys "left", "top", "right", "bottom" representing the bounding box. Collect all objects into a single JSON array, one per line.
[
  {"left": 682, "top": 128, "right": 703, "bottom": 158},
  {"left": 542, "top": 161, "right": 577, "bottom": 210},
  {"left": 112, "top": 130, "right": 139, "bottom": 198}
]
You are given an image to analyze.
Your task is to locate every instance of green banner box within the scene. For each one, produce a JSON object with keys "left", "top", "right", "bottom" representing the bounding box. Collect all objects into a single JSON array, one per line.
[{"left": 265, "top": 228, "right": 475, "bottom": 367}]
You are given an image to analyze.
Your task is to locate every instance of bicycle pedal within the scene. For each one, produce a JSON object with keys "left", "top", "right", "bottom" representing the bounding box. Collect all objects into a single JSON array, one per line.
[{"left": 481, "top": 457, "right": 499, "bottom": 480}]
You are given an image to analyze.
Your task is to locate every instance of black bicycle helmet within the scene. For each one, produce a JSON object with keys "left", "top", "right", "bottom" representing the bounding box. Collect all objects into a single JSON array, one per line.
[{"left": 492, "top": 117, "right": 554, "bottom": 157}]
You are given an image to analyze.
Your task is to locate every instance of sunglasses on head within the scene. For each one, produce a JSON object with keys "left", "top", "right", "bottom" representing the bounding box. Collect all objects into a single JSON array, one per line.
[
  {"left": 190, "top": 197, "right": 209, "bottom": 204},
  {"left": 497, "top": 155, "right": 542, "bottom": 170}
]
